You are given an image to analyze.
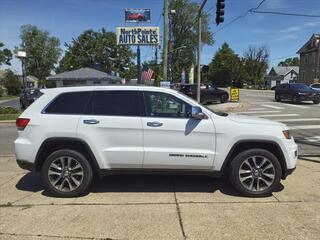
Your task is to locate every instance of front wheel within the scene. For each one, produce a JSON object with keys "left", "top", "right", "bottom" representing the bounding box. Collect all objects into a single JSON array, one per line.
[
  {"left": 275, "top": 94, "right": 281, "bottom": 102},
  {"left": 228, "top": 149, "right": 282, "bottom": 197},
  {"left": 292, "top": 95, "right": 299, "bottom": 104},
  {"left": 220, "top": 94, "right": 228, "bottom": 103},
  {"left": 42, "top": 149, "right": 93, "bottom": 197}
]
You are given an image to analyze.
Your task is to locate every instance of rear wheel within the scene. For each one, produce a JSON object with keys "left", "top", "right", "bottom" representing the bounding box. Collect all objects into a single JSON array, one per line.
[
  {"left": 313, "top": 99, "right": 320, "bottom": 104},
  {"left": 42, "top": 149, "right": 93, "bottom": 197},
  {"left": 228, "top": 149, "right": 282, "bottom": 197}
]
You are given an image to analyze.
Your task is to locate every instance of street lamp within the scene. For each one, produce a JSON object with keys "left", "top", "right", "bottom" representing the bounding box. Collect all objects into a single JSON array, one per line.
[{"left": 17, "top": 51, "right": 27, "bottom": 89}]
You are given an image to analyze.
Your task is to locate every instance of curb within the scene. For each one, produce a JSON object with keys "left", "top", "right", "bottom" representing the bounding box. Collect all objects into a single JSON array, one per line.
[{"left": 0, "top": 120, "right": 15, "bottom": 124}]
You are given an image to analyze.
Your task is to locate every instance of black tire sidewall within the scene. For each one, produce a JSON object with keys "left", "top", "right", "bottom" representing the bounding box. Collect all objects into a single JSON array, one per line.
[
  {"left": 221, "top": 94, "right": 228, "bottom": 103},
  {"left": 229, "top": 149, "right": 282, "bottom": 197},
  {"left": 41, "top": 149, "right": 93, "bottom": 197}
]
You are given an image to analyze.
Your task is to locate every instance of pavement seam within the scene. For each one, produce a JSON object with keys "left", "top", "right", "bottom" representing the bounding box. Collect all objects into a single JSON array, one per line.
[
  {"left": 172, "top": 178, "right": 187, "bottom": 240},
  {"left": 1, "top": 200, "right": 320, "bottom": 208},
  {"left": 0, "top": 173, "right": 21, "bottom": 187},
  {"left": 272, "top": 194, "right": 280, "bottom": 202},
  {"left": 0, "top": 232, "right": 119, "bottom": 240}
]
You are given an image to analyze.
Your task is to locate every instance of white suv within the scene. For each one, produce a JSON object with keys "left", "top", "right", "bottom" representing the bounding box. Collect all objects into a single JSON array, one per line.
[{"left": 15, "top": 86, "right": 298, "bottom": 197}]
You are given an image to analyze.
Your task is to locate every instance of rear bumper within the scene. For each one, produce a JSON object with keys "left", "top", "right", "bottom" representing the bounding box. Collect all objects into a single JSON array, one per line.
[
  {"left": 283, "top": 167, "right": 296, "bottom": 179},
  {"left": 16, "top": 159, "right": 35, "bottom": 172}
]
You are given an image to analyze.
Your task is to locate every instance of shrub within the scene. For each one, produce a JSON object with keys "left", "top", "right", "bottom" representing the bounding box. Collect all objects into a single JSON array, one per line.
[
  {"left": 3, "top": 70, "right": 21, "bottom": 95},
  {"left": 0, "top": 106, "right": 20, "bottom": 114}
]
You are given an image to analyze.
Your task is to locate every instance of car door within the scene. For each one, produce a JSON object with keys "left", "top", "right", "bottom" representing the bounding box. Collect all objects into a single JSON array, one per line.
[
  {"left": 77, "top": 90, "right": 144, "bottom": 169},
  {"left": 141, "top": 90, "right": 216, "bottom": 170}
]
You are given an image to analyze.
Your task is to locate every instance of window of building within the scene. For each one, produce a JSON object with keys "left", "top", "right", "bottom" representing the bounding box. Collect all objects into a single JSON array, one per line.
[
  {"left": 143, "top": 91, "right": 192, "bottom": 118},
  {"left": 85, "top": 91, "right": 141, "bottom": 116},
  {"left": 44, "top": 92, "right": 91, "bottom": 114}
]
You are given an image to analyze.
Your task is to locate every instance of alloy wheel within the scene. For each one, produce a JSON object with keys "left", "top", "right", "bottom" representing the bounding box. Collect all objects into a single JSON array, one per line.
[
  {"left": 238, "top": 155, "right": 275, "bottom": 192},
  {"left": 48, "top": 156, "right": 84, "bottom": 192}
]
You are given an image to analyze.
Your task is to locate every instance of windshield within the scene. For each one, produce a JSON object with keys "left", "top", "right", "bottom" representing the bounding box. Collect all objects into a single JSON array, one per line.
[{"left": 291, "top": 84, "right": 312, "bottom": 91}]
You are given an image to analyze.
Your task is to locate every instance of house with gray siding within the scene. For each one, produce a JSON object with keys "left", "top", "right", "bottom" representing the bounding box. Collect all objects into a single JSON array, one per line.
[
  {"left": 297, "top": 34, "right": 320, "bottom": 84},
  {"left": 265, "top": 66, "right": 299, "bottom": 89}
]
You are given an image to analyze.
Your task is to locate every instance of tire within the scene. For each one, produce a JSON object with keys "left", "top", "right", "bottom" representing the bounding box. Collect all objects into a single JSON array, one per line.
[
  {"left": 292, "top": 95, "right": 299, "bottom": 104},
  {"left": 20, "top": 101, "right": 25, "bottom": 110},
  {"left": 275, "top": 94, "right": 281, "bottom": 102},
  {"left": 41, "top": 149, "right": 93, "bottom": 197},
  {"left": 313, "top": 99, "right": 320, "bottom": 104},
  {"left": 220, "top": 94, "right": 228, "bottom": 103},
  {"left": 228, "top": 149, "right": 282, "bottom": 197}
]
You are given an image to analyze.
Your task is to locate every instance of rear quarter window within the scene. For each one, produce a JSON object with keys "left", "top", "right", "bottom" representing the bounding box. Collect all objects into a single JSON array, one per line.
[{"left": 44, "top": 91, "right": 92, "bottom": 114}]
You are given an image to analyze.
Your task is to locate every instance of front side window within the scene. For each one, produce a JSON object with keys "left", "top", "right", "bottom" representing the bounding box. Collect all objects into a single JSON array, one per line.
[
  {"left": 144, "top": 91, "right": 191, "bottom": 118},
  {"left": 85, "top": 91, "right": 141, "bottom": 116},
  {"left": 44, "top": 91, "right": 91, "bottom": 114}
]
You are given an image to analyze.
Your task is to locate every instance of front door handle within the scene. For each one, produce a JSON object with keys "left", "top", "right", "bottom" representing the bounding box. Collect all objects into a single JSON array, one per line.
[
  {"left": 147, "top": 121, "right": 163, "bottom": 127},
  {"left": 83, "top": 119, "right": 100, "bottom": 125}
]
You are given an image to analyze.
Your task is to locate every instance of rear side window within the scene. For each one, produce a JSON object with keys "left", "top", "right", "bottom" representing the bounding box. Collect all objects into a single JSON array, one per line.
[
  {"left": 44, "top": 92, "right": 91, "bottom": 114},
  {"left": 85, "top": 91, "right": 141, "bottom": 116}
]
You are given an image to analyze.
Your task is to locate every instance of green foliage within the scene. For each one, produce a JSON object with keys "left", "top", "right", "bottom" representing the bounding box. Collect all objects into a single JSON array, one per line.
[
  {"left": 0, "top": 106, "right": 20, "bottom": 114},
  {"left": 16, "top": 24, "right": 62, "bottom": 86},
  {"left": 243, "top": 45, "right": 269, "bottom": 86},
  {"left": 58, "top": 28, "right": 135, "bottom": 79},
  {"left": 170, "top": 0, "right": 214, "bottom": 82},
  {"left": 0, "top": 87, "right": 4, "bottom": 97},
  {"left": 0, "top": 42, "right": 12, "bottom": 66},
  {"left": 278, "top": 57, "right": 299, "bottom": 67},
  {"left": 3, "top": 70, "right": 21, "bottom": 95},
  {"left": 206, "top": 43, "right": 247, "bottom": 87}
]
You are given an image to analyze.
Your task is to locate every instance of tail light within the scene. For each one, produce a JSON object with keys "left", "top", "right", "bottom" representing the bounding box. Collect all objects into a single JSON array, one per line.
[{"left": 16, "top": 118, "right": 30, "bottom": 131}]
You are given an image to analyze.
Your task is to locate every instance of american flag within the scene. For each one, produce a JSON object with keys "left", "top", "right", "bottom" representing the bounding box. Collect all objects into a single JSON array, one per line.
[{"left": 141, "top": 65, "right": 154, "bottom": 81}]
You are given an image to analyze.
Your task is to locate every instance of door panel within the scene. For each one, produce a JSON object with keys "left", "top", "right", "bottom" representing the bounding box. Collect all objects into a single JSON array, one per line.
[
  {"left": 77, "top": 90, "right": 143, "bottom": 169},
  {"left": 78, "top": 116, "right": 143, "bottom": 169},
  {"left": 142, "top": 91, "right": 215, "bottom": 169}
]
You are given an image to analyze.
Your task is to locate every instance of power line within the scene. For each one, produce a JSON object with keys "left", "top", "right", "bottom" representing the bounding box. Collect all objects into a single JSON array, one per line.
[
  {"left": 213, "top": 0, "right": 266, "bottom": 34},
  {"left": 250, "top": 10, "right": 320, "bottom": 18},
  {"left": 270, "top": 54, "right": 298, "bottom": 61}
]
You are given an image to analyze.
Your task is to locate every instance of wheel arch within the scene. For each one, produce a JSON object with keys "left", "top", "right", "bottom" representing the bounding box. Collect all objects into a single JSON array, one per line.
[
  {"left": 35, "top": 137, "right": 101, "bottom": 177},
  {"left": 222, "top": 140, "right": 287, "bottom": 179}
]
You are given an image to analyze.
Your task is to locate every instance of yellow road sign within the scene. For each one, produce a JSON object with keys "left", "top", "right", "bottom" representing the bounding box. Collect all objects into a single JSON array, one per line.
[{"left": 230, "top": 87, "right": 239, "bottom": 102}]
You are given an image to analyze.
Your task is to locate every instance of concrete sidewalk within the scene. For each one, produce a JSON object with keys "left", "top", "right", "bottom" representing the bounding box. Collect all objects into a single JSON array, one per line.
[{"left": 0, "top": 155, "right": 319, "bottom": 240}]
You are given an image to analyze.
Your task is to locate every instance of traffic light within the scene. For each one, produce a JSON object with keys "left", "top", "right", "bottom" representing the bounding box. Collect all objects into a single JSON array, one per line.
[{"left": 216, "top": 0, "right": 225, "bottom": 25}]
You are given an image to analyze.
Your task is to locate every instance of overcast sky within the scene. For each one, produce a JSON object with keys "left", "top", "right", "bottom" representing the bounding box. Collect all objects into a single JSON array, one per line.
[{"left": 1, "top": 0, "right": 320, "bottom": 74}]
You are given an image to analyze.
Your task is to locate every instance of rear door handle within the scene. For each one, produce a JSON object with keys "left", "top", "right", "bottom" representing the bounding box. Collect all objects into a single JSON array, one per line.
[
  {"left": 147, "top": 121, "right": 163, "bottom": 127},
  {"left": 83, "top": 119, "right": 100, "bottom": 125}
]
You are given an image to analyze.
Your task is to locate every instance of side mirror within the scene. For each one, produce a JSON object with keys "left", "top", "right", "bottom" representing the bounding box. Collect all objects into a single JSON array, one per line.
[{"left": 191, "top": 106, "right": 208, "bottom": 120}]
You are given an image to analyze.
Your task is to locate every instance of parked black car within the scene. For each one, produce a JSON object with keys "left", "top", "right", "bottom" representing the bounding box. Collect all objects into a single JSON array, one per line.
[
  {"left": 275, "top": 83, "right": 320, "bottom": 104},
  {"left": 178, "top": 84, "right": 229, "bottom": 104},
  {"left": 20, "top": 88, "right": 43, "bottom": 109}
]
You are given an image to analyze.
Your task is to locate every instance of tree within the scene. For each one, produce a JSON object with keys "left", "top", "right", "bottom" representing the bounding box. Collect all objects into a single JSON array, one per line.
[
  {"left": 243, "top": 45, "right": 269, "bottom": 86},
  {"left": 3, "top": 69, "right": 21, "bottom": 95},
  {"left": 15, "top": 24, "right": 62, "bottom": 86},
  {"left": 58, "top": 28, "right": 135, "bottom": 79},
  {"left": 170, "top": 0, "right": 214, "bottom": 82},
  {"left": 0, "top": 42, "right": 12, "bottom": 66},
  {"left": 206, "top": 43, "right": 246, "bottom": 87},
  {"left": 278, "top": 57, "right": 299, "bottom": 66}
]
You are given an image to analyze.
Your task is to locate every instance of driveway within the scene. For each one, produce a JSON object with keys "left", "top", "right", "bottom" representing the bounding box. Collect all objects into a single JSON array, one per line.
[{"left": 0, "top": 155, "right": 319, "bottom": 239}]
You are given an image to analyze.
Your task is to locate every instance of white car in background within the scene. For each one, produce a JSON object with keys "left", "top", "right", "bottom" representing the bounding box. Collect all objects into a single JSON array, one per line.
[
  {"left": 15, "top": 86, "right": 298, "bottom": 197},
  {"left": 310, "top": 83, "right": 320, "bottom": 91}
]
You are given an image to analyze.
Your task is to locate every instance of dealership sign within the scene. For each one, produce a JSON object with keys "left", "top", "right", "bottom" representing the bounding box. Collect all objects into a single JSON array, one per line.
[
  {"left": 116, "top": 27, "right": 160, "bottom": 45},
  {"left": 125, "top": 9, "right": 151, "bottom": 22}
]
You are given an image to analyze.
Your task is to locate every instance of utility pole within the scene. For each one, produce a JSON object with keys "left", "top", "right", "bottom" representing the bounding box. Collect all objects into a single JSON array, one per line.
[
  {"left": 137, "top": 45, "right": 141, "bottom": 84},
  {"left": 162, "top": 0, "right": 169, "bottom": 81},
  {"left": 197, "top": 0, "right": 207, "bottom": 103}
]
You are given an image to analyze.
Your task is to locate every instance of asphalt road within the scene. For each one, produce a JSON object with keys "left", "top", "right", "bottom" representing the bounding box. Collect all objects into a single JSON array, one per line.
[
  {"left": 0, "top": 98, "right": 20, "bottom": 109},
  {"left": 238, "top": 89, "right": 320, "bottom": 156}
]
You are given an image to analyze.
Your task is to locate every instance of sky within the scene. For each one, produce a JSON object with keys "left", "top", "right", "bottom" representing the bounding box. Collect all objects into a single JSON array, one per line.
[{"left": 1, "top": 0, "right": 320, "bottom": 74}]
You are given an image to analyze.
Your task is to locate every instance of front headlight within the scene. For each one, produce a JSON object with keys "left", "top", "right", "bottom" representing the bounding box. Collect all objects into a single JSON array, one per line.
[{"left": 282, "top": 130, "right": 291, "bottom": 139}]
